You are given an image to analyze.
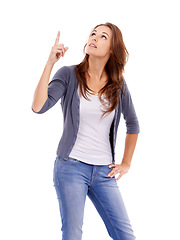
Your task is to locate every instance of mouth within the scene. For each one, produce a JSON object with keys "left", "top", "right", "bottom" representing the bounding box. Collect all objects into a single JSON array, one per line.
[{"left": 89, "top": 43, "right": 97, "bottom": 48}]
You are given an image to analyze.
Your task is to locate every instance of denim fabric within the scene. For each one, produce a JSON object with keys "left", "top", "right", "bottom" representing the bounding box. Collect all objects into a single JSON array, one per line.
[{"left": 53, "top": 156, "right": 136, "bottom": 240}]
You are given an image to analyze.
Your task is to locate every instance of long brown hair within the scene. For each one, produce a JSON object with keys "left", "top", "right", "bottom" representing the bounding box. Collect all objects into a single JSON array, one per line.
[{"left": 75, "top": 22, "right": 129, "bottom": 118}]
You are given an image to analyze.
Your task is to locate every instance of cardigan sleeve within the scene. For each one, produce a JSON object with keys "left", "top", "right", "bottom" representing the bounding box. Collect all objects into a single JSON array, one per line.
[
  {"left": 32, "top": 66, "right": 70, "bottom": 114},
  {"left": 121, "top": 80, "right": 140, "bottom": 134}
]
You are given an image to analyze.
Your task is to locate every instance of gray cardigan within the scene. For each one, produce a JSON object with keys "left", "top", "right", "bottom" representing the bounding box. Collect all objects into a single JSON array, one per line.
[{"left": 32, "top": 65, "right": 140, "bottom": 164}]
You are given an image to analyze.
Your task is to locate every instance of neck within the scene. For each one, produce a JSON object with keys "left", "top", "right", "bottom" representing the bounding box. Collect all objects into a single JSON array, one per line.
[{"left": 87, "top": 55, "right": 108, "bottom": 81}]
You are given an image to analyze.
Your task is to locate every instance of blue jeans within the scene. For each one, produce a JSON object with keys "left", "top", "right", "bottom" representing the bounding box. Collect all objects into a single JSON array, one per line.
[{"left": 53, "top": 156, "right": 136, "bottom": 240}]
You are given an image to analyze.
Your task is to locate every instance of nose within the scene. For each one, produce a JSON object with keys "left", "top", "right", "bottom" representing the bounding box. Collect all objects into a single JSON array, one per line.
[{"left": 92, "top": 36, "right": 97, "bottom": 41}]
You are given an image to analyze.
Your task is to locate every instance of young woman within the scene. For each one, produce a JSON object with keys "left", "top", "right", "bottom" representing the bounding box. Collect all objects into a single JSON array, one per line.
[{"left": 32, "top": 22, "right": 140, "bottom": 240}]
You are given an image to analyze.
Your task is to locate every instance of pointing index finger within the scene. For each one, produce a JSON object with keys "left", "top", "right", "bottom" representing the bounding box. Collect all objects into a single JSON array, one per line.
[{"left": 55, "top": 31, "right": 60, "bottom": 45}]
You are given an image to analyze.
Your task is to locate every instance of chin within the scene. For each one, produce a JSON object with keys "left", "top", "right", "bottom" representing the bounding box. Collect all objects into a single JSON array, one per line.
[
  {"left": 85, "top": 50, "right": 101, "bottom": 58},
  {"left": 86, "top": 47, "right": 107, "bottom": 59}
]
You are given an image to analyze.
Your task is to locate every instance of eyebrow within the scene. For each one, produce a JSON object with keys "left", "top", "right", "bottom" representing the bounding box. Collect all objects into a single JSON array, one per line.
[{"left": 92, "top": 29, "right": 109, "bottom": 37}]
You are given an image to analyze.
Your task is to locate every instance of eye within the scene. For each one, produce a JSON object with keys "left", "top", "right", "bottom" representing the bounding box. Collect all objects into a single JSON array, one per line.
[
  {"left": 102, "top": 35, "right": 107, "bottom": 39},
  {"left": 91, "top": 32, "right": 96, "bottom": 36}
]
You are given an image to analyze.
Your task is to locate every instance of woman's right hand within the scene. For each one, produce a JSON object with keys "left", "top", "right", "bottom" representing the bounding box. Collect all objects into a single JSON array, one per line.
[{"left": 47, "top": 31, "right": 69, "bottom": 65}]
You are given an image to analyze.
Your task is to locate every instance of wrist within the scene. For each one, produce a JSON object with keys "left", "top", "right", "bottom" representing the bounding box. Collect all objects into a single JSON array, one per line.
[
  {"left": 46, "top": 60, "right": 55, "bottom": 68},
  {"left": 121, "top": 159, "right": 131, "bottom": 168}
]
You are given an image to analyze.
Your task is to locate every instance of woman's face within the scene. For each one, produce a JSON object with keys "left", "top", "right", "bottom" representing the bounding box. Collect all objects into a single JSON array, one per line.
[{"left": 85, "top": 26, "right": 112, "bottom": 59}]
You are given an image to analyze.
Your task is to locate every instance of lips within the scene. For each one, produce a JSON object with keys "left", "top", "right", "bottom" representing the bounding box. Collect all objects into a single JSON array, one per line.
[{"left": 89, "top": 43, "right": 97, "bottom": 48}]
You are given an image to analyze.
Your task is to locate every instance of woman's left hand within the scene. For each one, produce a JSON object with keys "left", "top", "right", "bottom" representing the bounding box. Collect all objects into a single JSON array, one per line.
[{"left": 108, "top": 162, "right": 130, "bottom": 182}]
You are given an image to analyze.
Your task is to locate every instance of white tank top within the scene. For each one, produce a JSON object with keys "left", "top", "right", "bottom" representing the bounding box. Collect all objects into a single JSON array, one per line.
[{"left": 69, "top": 86, "right": 115, "bottom": 165}]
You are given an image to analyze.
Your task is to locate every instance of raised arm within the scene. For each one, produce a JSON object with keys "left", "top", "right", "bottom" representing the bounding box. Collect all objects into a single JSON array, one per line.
[{"left": 32, "top": 31, "right": 68, "bottom": 113}]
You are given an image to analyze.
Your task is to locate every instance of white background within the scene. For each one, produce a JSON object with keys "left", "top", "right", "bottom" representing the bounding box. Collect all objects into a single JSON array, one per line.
[{"left": 1, "top": 0, "right": 180, "bottom": 239}]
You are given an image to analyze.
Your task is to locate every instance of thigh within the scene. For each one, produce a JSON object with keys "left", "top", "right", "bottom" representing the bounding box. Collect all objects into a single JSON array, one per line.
[
  {"left": 53, "top": 156, "right": 89, "bottom": 239},
  {"left": 87, "top": 165, "right": 136, "bottom": 240}
]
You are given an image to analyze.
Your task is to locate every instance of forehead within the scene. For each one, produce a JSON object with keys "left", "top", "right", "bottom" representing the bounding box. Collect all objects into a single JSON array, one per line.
[{"left": 93, "top": 26, "right": 112, "bottom": 36}]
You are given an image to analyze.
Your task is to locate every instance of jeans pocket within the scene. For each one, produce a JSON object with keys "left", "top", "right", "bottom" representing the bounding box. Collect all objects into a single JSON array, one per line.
[{"left": 57, "top": 156, "right": 80, "bottom": 165}]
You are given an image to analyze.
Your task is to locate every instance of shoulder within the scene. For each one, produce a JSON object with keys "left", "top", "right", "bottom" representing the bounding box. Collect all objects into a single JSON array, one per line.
[
  {"left": 51, "top": 65, "right": 76, "bottom": 83},
  {"left": 120, "top": 75, "right": 128, "bottom": 97},
  {"left": 53, "top": 64, "right": 75, "bottom": 77},
  {"left": 120, "top": 75, "right": 127, "bottom": 88}
]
